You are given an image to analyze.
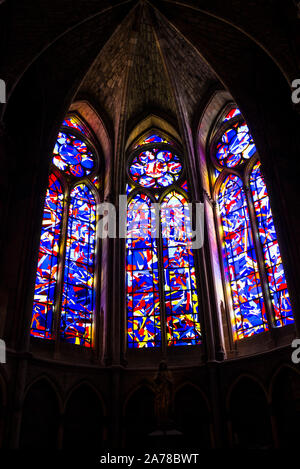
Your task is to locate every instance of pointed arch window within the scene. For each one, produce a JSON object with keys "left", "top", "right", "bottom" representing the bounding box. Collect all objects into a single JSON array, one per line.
[
  {"left": 249, "top": 161, "right": 293, "bottom": 327},
  {"left": 126, "top": 132, "right": 201, "bottom": 348},
  {"left": 31, "top": 114, "right": 101, "bottom": 347},
  {"left": 210, "top": 106, "right": 293, "bottom": 340}
]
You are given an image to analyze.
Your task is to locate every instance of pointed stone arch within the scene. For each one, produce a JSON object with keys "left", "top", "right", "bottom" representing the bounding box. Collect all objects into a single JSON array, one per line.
[
  {"left": 63, "top": 381, "right": 105, "bottom": 449},
  {"left": 125, "top": 114, "right": 181, "bottom": 151},
  {"left": 123, "top": 384, "right": 156, "bottom": 448},
  {"left": 20, "top": 376, "right": 61, "bottom": 449},
  {"left": 174, "top": 382, "right": 212, "bottom": 448},
  {"left": 227, "top": 374, "right": 272, "bottom": 449}
]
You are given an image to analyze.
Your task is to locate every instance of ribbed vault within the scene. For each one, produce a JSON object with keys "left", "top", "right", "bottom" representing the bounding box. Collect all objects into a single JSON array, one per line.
[{"left": 3, "top": 0, "right": 298, "bottom": 132}]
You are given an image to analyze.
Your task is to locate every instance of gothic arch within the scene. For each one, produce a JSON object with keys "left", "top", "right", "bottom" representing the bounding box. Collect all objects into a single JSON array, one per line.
[
  {"left": 175, "top": 380, "right": 211, "bottom": 412},
  {"left": 125, "top": 130, "right": 202, "bottom": 349},
  {"left": 69, "top": 101, "right": 112, "bottom": 190},
  {"left": 62, "top": 104, "right": 112, "bottom": 359},
  {"left": 226, "top": 373, "right": 269, "bottom": 410},
  {"left": 226, "top": 374, "right": 273, "bottom": 448},
  {"left": 125, "top": 114, "right": 181, "bottom": 151},
  {"left": 123, "top": 384, "right": 156, "bottom": 448},
  {"left": 64, "top": 380, "right": 106, "bottom": 416},
  {"left": 20, "top": 376, "right": 61, "bottom": 449},
  {"left": 123, "top": 382, "right": 155, "bottom": 417},
  {"left": 23, "top": 375, "right": 63, "bottom": 412},
  {"left": 270, "top": 364, "right": 300, "bottom": 448},
  {"left": 269, "top": 363, "right": 300, "bottom": 401},
  {"left": 62, "top": 381, "right": 105, "bottom": 449},
  {"left": 174, "top": 382, "right": 212, "bottom": 448},
  {"left": 198, "top": 97, "right": 296, "bottom": 349},
  {"left": 29, "top": 111, "right": 104, "bottom": 349}
]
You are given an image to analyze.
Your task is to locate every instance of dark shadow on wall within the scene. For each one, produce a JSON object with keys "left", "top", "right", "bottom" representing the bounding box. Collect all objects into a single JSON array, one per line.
[
  {"left": 20, "top": 379, "right": 60, "bottom": 449},
  {"left": 123, "top": 386, "right": 156, "bottom": 449},
  {"left": 272, "top": 367, "right": 300, "bottom": 448},
  {"left": 63, "top": 384, "right": 104, "bottom": 449},
  {"left": 229, "top": 377, "right": 273, "bottom": 449},
  {"left": 174, "top": 384, "right": 212, "bottom": 449}
]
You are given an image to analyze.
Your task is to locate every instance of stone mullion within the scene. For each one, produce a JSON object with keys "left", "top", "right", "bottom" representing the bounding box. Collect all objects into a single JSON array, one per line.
[
  {"left": 201, "top": 195, "right": 226, "bottom": 360},
  {"left": 98, "top": 195, "right": 113, "bottom": 365},
  {"left": 53, "top": 185, "right": 70, "bottom": 357},
  {"left": 156, "top": 206, "right": 167, "bottom": 355}
]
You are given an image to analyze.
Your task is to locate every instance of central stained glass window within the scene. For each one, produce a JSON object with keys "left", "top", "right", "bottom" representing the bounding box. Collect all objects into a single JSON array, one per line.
[
  {"left": 126, "top": 132, "right": 201, "bottom": 348},
  {"left": 31, "top": 114, "right": 99, "bottom": 347}
]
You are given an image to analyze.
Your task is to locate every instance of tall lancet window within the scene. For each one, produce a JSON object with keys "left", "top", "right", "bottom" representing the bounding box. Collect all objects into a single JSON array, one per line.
[
  {"left": 126, "top": 132, "right": 201, "bottom": 348},
  {"left": 31, "top": 114, "right": 101, "bottom": 347},
  {"left": 209, "top": 106, "right": 293, "bottom": 340}
]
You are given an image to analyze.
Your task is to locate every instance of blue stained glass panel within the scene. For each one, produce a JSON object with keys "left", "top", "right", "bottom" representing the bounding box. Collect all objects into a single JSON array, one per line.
[
  {"left": 31, "top": 173, "right": 64, "bottom": 339},
  {"left": 129, "top": 148, "right": 182, "bottom": 188},
  {"left": 62, "top": 116, "right": 87, "bottom": 135},
  {"left": 218, "top": 175, "right": 268, "bottom": 339},
  {"left": 60, "top": 184, "right": 96, "bottom": 347},
  {"left": 161, "top": 192, "right": 201, "bottom": 346},
  {"left": 250, "top": 161, "right": 294, "bottom": 326},
  {"left": 134, "top": 133, "right": 173, "bottom": 148},
  {"left": 223, "top": 107, "right": 241, "bottom": 122},
  {"left": 53, "top": 132, "right": 95, "bottom": 177},
  {"left": 127, "top": 194, "right": 161, "bottom": 348},
  {"left": 216, "top": 121, "right": 256, "bottom": 168}
]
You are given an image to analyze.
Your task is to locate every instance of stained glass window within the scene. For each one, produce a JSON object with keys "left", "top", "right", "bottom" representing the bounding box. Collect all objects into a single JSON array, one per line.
[
  {"left": 211, "top": 106, "right": 293, "bottom": 340},
  {"left": 250, "top": 162, "right": 293, "bottom": 326},
  {"left": 61, "top": 184, "right": 96, "bottom": 346},
  {"left": 31, "top": 173, "right": 64, "bottom": 339},
  {"left": 53, "top": 132, "right": 95, "bottom": 177},
  {"left": 162, "top": 192, "right": 201, "bottom": 346},
  {"left": 215, "top": 121, "right": 256, "bottom": 168},
  {"left": 127, "top": 194, "right": 161, "bottom": 348},
  {"left": 223, "top": 107, "right": 241, "bottom": 121},
  {"left": 31, "top": 114, "right": 99, "bottom": 347},
  {"left": 62, "top": 116, "right": 87, "bottom": 134},
  {"left": 126, "top": 132, "right": 201, "bottom": 348},
  {"left": 134, "top": 133, "right": 173, "bottom": 148},
  {"left": 218, "top": 175, "right": 267, "bottom": 339}
]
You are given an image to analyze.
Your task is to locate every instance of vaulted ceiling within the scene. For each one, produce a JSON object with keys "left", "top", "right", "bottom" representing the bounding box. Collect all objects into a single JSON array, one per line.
[
  {"left": 1, "top": 0, "right": 299, "bottom": 141},
  {"left": 78, "top": 2, "right": 218, "bottom": 133}
]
